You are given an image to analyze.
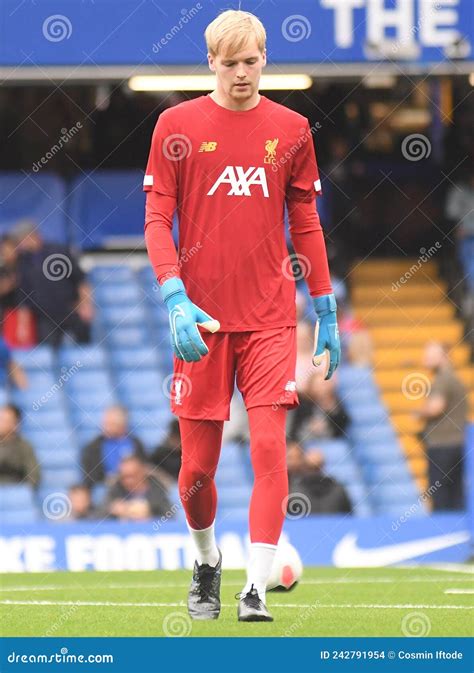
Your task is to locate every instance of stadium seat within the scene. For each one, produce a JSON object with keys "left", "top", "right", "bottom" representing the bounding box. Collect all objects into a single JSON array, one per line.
[
  {"left": 68, "top": 171, "right": 146, "bottom": 249},
  {"left": 40, "top": 467, "right": 82, "bottom": 490},
  {"left": 35, "top": 447, "right": 79, "bottom": 469},
  {"left": 89, "top": 265, "right": 136, "bottom": 285},
  {"left": 0, "top": 172, "right": 68, "bottom": 244},
  {"left": 111, "top": 348, "right": 160, "bottom": 369},
  {"left": 105, "top": 327, "right": 151, "bottom": 348},
  {"left": 0, "top": 484, "right": 39, "bottom": 525},
  {"left": 99, "top": 305, "right": 148, "bottom": 328},
  {"left": 58, "top": 345, "right": 108, "bottom": 370},
  {"left": 94, "top": 283, "right": 143, "bottom": 306},
  {"left": 11, "top": 346, "right": 54, "bottom": 371}
]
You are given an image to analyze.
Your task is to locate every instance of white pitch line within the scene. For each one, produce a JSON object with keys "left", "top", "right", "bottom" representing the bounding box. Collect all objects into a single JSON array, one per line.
[
  {"left": 1, "top": 599, "right": 473, "bottom": 610},
  {"left": 444, "top": 589, "right": 474, "bottom": 595},
  {"left": 1, "top": 576, "right": 472, "bottom": 593}
]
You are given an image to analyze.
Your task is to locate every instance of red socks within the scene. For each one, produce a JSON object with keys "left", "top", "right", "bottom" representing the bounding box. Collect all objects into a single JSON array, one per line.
[{"left": 178, "top": 405, "right": 288, "bottom": 544}]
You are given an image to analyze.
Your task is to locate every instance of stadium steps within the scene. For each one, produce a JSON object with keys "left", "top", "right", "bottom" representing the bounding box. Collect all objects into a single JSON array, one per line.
[{"left": 351, "top": 257, "right": 473, "bottom": 496}]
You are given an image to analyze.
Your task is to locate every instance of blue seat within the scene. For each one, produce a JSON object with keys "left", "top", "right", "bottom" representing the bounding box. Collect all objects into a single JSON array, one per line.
[
  {"left": 11, "top": 346, "right": 54, "bottom": 371},
  {"left": 12, "top": 388, "right": 64, "bottom": 410},
  {"left": 0, "top": 508, "right": 39, "bottom": 525},
  {"left": 58, "top": 345, "right": 108, "bottom": 370},
  {"left": 371, "top": 483, "right": 419, "bottom": 506},
  {"left": 36, "top": 447, "right": 79, "bottom": 469},
  {"left": 94, "top": 283, "right": 143, "bottom": 306},
  {"left": 66, "top": 371, "right": 111, "bottom": 391},
  {"left": 308, "top": 438, "right": 350, "bottom": 462},
  {"left": 0, "top": 172, "right": 68, "bottom": 244},
  {"left": 69, "top": 171, "right": 146, "bottom": 249},
  {"left": 22, "top": 409, "right": 69, "bottom": 431},
  {"left": 89, "top": 265, "right": 136, "bottom": 284},
  {"left": 218, "top": 485, "right": 251, "bottom": 507},
  {"left": 106, "top": 327, "right": 150, "bottom": 348},
  {"left": 25, "top": 429, "right": 78, "bottom": 454},
  {"left": 69, "top": 388, "right": 117, "bottom": 410},
  {"left": 112, "top": 348, "right": 160, "bottom": 369},
  {"left": 326, "top": 463, "right": 359, "bottom": 485},
  {"left": 0, "top": 484, "right": 36, "bottom": 510},
  {"left": 364, "top": 462, "right": 412, "bottom": 484},
  {"left": 355, "top": 443, "right": 403, "bottom": 464},
  {"left": 337, "top": 365, "right": 373, "bottom": 389},
  {"left": 40, "top": 467, "right": 82, "bottom": 490},
  {"left": 351, "top": 425, "right": 397, "bottom": 444},
  {"left": 100, "top": 305, "right": 148, "bottom": 327},
  {"left": 134, "top": 426, "right": 167, "bottom": 450}
]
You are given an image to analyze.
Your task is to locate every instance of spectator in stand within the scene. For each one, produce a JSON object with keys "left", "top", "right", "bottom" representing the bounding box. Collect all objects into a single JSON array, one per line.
[
  {"left": 337, "top": 299, "right": 373, "bottom": 366},
  {"left": 103, "top": 455, "right": 171, "bottom": 521},
  {"left": 81, "top": 405, "right": 146, "bottom": 487},
  {"left": 445, "top": 169, "right": 474, "bottom": 306},
  {"left": 0, "top": 236, "right": 37, "bottom": 348},
  {"left": 0, "top": 236, "right": 19, "bottom": 316},
  {"left": 66, "top": 484, "right": 98, "bottom": 521},
  {"left": 286, "top": 441, "right": 352, "bottom": 514},
  {"left": 150, "top": 418, "right": 182, "bottom": 485},
  {"left": 288, "top": 319, "right": 348, "bottom": 442},
  {"left": 417, "top": 341, "right": 467, "bottom": 511},
  {"left": 0, "top": 336, "right": 28, "bottom": 395},
  {"left": 0, "top": 404, "right": 40, "bottom": 487},
  {"left": 13, "top": 220, "right": 94, "bottom": 347}
]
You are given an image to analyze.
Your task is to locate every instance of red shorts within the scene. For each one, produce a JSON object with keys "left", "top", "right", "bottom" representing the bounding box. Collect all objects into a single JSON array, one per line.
[{"left": 170, "top": 327, "right": 299, "bottom": 420}]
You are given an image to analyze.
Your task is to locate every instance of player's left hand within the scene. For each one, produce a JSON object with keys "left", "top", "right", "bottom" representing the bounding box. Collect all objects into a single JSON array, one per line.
[{"left": 312, "top": 293, "right": 341, "bottom": 380}]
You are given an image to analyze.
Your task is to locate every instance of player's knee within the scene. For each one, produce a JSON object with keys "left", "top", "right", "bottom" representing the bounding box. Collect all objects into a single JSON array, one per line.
[{"left": 251, "top": 437, "right": 287, "bottom": 476}]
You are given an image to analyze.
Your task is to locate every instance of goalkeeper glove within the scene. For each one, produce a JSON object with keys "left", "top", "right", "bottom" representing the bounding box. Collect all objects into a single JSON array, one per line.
[
  {"left": 312, "top": 293, "right": 341, "bottom": 380},
  {"left": 160, "top": 277, "right": 220, "bottom": 362}
]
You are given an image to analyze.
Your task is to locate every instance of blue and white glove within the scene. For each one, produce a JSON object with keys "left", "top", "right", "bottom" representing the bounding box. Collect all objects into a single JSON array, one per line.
[
  {"left": 160, "top": 277, "right": 220, "bottom": 362},
  {"left": 312, "top": 293, "right": 341, "bottom": 380}
]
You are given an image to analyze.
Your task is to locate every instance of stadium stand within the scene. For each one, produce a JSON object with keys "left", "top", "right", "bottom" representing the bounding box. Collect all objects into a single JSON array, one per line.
[{"left": 352, "top": 258, "right": 474, "bottom": 495}]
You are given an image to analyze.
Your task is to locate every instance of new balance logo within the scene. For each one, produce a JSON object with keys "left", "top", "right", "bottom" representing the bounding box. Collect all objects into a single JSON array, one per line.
[
  {"left": 207, "top": 166, "right": 269, "bottom": 198},
  {"left": 285, "top": 380, "right": 296, "bottom": 392},
  {"left": 199, "top": 141, "right": 217, "bottom": 152}
]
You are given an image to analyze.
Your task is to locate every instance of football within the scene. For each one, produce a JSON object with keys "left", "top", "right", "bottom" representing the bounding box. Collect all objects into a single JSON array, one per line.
[{"left": 266, "top": 541, "right": 303, "bottom": 592}]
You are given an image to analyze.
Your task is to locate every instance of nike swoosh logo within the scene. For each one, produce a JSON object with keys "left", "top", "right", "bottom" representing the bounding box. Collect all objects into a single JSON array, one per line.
[{"left": 333, "top": 531, "right": 470, "bottom": 567}]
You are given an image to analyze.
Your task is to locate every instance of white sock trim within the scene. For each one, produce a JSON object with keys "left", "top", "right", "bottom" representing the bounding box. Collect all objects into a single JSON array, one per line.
[{"left": 187, "top": 520, "right": 220, "bottom": 567}]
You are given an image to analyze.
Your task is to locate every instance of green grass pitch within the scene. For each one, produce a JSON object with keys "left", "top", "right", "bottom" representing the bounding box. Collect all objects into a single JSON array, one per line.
[{"left": 1, "top": 567, "right": 472, "bottom": 637}]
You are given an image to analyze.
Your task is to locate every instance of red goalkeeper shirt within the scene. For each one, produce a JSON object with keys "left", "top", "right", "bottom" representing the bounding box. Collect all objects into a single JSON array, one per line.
[{"left": 144, "top": 94, "right": 328, "bottom": 332}]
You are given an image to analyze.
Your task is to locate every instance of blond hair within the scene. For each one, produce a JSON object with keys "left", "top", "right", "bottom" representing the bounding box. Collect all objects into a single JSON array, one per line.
[{"left": 205, "top": 10, "right": 266, "bottom": 57}]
